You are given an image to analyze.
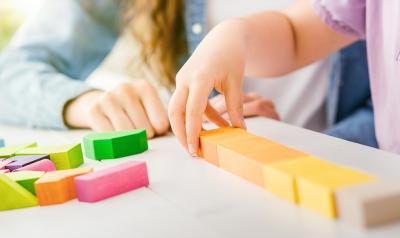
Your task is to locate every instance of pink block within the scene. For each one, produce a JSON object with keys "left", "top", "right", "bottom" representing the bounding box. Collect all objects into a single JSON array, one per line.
[
  {"left": 0, "top": 160, "right": 13, "bottom": 170},
  {"left": 15, "top": 159, "right": 56, "bottom": 172},
  {"left": 75, "top": 161, "right": 149, "bottom": 202},
  {"left": 0, "top": 169, "right": 10, "bottom": 173}
]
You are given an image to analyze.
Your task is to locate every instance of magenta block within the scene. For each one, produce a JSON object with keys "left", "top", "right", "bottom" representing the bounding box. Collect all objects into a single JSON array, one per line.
[
  {"left": 0, "top": 160, "right": 13, "bottom": 170},
  {"left": 5, "top": 155, "right": 49, "bottom": 171},
  {"left": 15, "top": 159, "right": 56, "bottom": 172},
  {"left": 75, "top": 161, "right": 149, "bottom": 202}
]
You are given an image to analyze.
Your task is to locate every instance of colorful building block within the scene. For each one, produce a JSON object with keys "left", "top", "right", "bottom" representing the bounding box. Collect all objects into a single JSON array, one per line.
[
  {"left": 75, "top": 161, "right": 149, "bottom": 202},
  {"left": 0, "top": 142, "right": 37, "bottom": 158},
  {"left": 17, "top": 144, "right": 83, "bottom": 170},
  {"left": 217, "top": 136, "right": 310, "bottom": 187},
  {"left": 199, "top": 127, "right": 253, "bottom": 166},
  {"left": 297, "top": 167, "right": 376, "bottom": 218},
  {"left": 6, "top": 171, "right": 45, "bottom": 195},
  {"left": 0, "top": 138, "right": 4, "bottom": 148},
  {"left": 336, "top": 182, "right": 400, "bottom": 227},
  {"left": 0, "top": 174, "right": 38, "bottom": 211},
  {"left": 0, "top": 159, "right": 13, "bottom": 170},
  {"left": 34, "top": 167, "right": 93, "bottom": 206},
  {"left": 15, "top": 159, "right": 56, "bottom": 172},
  {"left": 263, "top": 157, "right": 340, "bottom": 203},
  {"left": 5, "top": 155, "right": 49, "bottom": 171},
  {"left": 83, "top": 129, "right": 148, "bottom": 160}
]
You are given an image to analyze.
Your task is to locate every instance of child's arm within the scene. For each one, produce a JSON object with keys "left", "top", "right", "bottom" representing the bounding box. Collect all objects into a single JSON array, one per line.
[{"left": 168, "top": 1, "right": 356, "bottom": 155}]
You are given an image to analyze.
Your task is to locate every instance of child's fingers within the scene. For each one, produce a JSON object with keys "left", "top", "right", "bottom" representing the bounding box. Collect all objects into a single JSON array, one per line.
[
  {"left": 168, "top": 86, "right": 189, "bottom": 150},
  {"left": 224, "top": 78, "right": 246, "bottom": 129},
  {"left": 204, "top": 102, "right": 230, "bottom": 127},
  {"left": 185, "top": 82, "right": 213, "bottom": 156}
]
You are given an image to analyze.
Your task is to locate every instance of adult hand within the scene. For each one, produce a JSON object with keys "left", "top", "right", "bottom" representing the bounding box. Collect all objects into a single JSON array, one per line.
[{"left": 64, "top": 80, "right": 169, "bottom": 138}]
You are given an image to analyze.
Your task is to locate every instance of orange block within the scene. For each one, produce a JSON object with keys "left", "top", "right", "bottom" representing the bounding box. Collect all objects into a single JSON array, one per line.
[
  {"left": 34, "top": 167, "right": 93, "bottom": 206},
  {"left": 217, "top": 137, "right": 310, "bottom": 187},
  {"left": 199, "top": 127, "right": 250, "bottom": 166}
]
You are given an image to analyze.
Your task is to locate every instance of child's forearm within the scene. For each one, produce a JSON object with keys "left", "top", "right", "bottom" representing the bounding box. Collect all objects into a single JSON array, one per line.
[{"left": 221, "top": 2, "right": 356, "bottom": 78}]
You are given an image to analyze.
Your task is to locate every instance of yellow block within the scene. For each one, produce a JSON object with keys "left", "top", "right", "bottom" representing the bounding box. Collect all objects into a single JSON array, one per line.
[
  {"left": 217, "top": 137, "right": 310, "bottom": 187},
  {"left": 199, "top": 127, "right": 250, "bottom": 166},
  {"left": 297, "top": 167, "right": 376, "bottom": 218},
  {"left": 264, "top": 157, "right": 339, "bottom": 203}
]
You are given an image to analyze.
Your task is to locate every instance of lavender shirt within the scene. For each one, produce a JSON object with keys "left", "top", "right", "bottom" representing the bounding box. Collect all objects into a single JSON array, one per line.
[{"left": 314, "top": 0, "right": 400, "bottom": 153}]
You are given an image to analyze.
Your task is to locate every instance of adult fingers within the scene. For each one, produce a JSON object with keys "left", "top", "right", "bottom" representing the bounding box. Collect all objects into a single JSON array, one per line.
[
  {"left": 120, "top": 93, "right": 156, "bottom": 139},
  {"left": 133, "top": 81, "right": 170, "bottom": 136},
  {"left": 88, "top": 104, "right": 114, "bottom": 132},
  {"left": 99, "top": 94, "right": 135, "bottom": 131}
]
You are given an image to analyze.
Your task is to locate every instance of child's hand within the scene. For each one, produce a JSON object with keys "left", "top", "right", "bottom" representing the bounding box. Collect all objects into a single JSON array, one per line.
[
  {"left": 209, "top": 92, "right": 280, "bottom": 121},
  {"left": 168, "top": 20, "right": 248, "bottom": 155},
  {"left": 64, "top": 81, "right": 169, "bottom": 138}
]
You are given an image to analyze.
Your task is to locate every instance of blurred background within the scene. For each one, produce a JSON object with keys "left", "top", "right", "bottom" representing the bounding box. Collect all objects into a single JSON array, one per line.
[{"left": 0, "top": 0, "right": 44, "bottom": 51}]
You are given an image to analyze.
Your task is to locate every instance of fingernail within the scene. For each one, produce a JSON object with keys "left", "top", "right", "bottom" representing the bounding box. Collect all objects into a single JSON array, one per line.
[{"left": 188, "top": 144, "right": 198, "bottom": 157}]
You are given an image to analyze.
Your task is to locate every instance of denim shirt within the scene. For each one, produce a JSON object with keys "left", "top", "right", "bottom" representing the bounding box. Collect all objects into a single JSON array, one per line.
[{"left": 0, "top": 0, "right": 376, "bottom": 147}]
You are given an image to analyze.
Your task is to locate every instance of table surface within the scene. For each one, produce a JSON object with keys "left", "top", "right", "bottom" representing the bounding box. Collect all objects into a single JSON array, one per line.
[{"left": 1, "top": 117, "right": 400, "bottom": 238}]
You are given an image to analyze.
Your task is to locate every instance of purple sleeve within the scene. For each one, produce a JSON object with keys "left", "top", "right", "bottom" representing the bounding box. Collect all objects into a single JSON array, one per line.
[{"left": 313, "top": 0, "right": 366, "bottom": 39}]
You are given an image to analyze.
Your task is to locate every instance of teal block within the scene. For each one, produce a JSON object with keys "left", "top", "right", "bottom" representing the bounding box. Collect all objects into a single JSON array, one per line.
[
  {"left": 0, "top": 138, "right": 4, "bottom": 148},
  {"left": 83, "top": 129, "right": 148, "bottom": 160}
]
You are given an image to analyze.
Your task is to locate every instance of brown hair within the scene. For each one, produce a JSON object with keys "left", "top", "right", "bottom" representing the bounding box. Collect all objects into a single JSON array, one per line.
[{"left": 123, "top": 0, "right": 187, "bottom": 90}]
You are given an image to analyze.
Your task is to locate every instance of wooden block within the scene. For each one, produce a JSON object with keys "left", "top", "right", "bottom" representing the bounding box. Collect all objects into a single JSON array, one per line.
[
  {"left": 15, "top": 159, "right": 56, "bottom": 172},
  {"left": 5, "top": 155, "right": 49, "bottom": 171},
  {"left": 34, "top": 167, "right": 93, "bottom": 206},
  {"left": 199, "top": 127, "right": 253, "bottom": 166},
  {"left": 264, "top": 157, "right": 340, "bottom": 203},
  {"left": 75, "top": 161, "right": 149, "bottom": 202},
  {"left": 17, "top": 144, "right": 83, "bottom": 170},
  {"left": 336, "top": 182, "right": 400, "bottom": 227},
  {"left": 0, "top": 142, "right": 37, "bottom": 158},
  {"left": 0, "top": 169, "right": 10, "bottom": 174},
  {"left": 297, "top": 167, "right": 376, "bottom": 218},
  {"left": 217, "top": 137, "right": 309, "bottom": 187},
  {"left": 0, "top": 159, "right": 13, "bottom": 170},
  {"left": 0, "top": 174, "right": 38, "bottom": 211},
  {"left": 6, "top": 171, "right": 45, "bottom": 195},
  {"left": 83, "top": 129, "right": 148, "bottom": 160}
]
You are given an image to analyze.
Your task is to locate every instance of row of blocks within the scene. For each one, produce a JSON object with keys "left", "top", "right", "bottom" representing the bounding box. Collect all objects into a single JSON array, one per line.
[
  {"left": 199, "top": 128, "right": 400, "bottom": 228},
  {"left": 0, "top": 161, "right": 149, "bottom": 210}
]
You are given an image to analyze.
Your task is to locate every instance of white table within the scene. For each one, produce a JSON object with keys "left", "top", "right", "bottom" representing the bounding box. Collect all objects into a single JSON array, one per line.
[{"left": 1, "top": 117, "right": 400, "bottom": 238}]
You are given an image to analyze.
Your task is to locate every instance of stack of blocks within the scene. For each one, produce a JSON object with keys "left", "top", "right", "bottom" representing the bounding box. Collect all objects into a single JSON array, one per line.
[
  {"left": 199, "top": 127, "right": 400, "bottom": 228},
  {"left": 0, "top": 129, "right": 150, "bottom": 211}
]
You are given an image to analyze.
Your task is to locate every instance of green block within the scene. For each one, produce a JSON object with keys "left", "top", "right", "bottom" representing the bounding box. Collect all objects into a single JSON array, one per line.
[
  {"left": 0, "top": 142, "right": 37, "bottom": 158},
  {"left": 16, "top": 144, "right": 83, "bottom": 170},
  {"left": 5, "top": 171, "right": 44, "bottom": 195},
  {"left": 0, "top": 174, "right": 38, "bottom": 211},
  {"left": 83, "top": 129, "right": 148, "bottom": 160}
]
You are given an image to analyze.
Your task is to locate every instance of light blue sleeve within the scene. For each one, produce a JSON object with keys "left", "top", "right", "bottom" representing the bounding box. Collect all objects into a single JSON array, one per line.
[{"left": 0, "top": 0, "right": 121, "bottom": 129}]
